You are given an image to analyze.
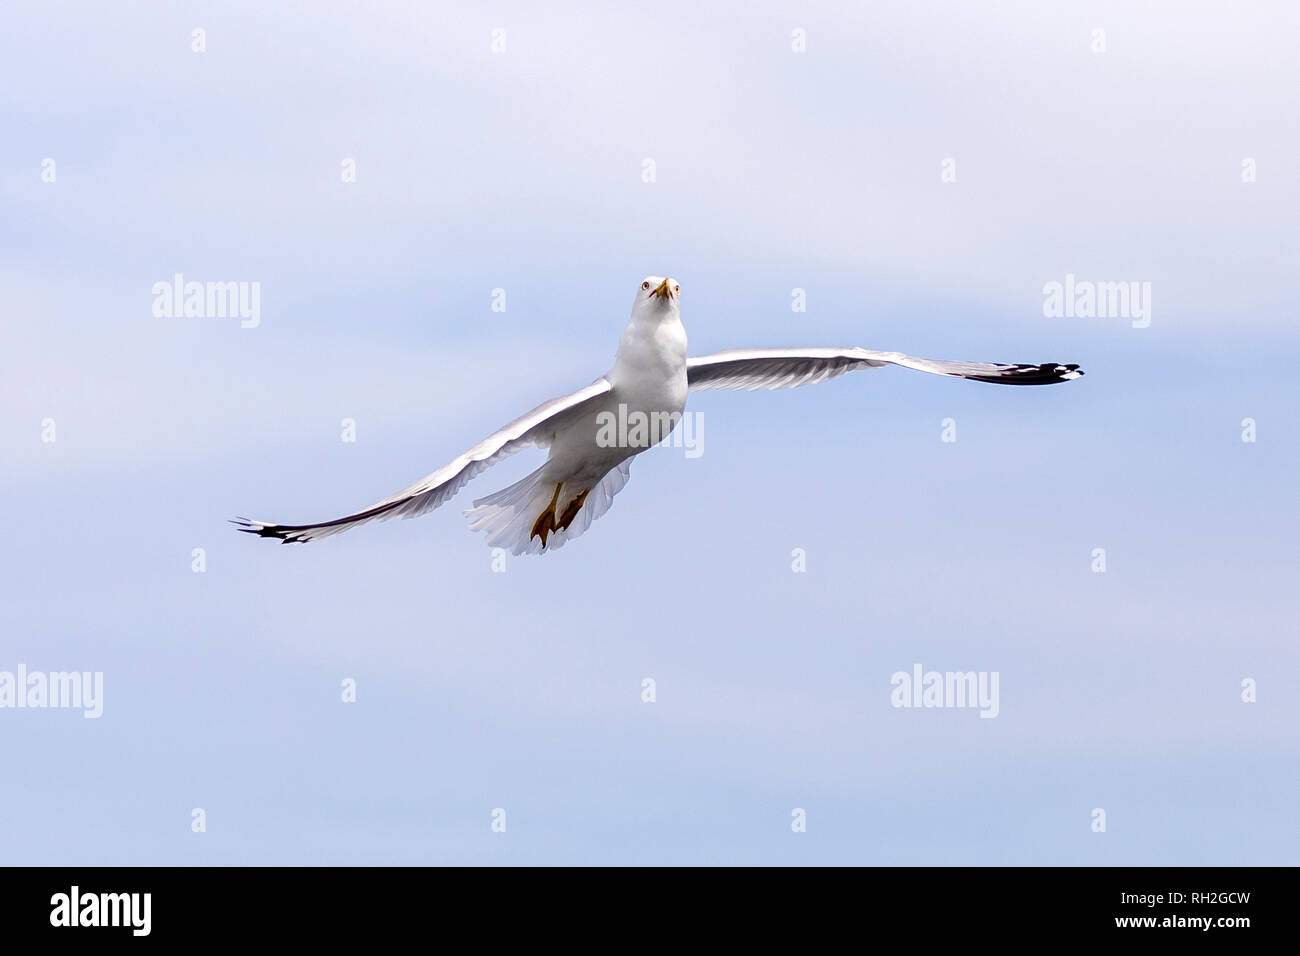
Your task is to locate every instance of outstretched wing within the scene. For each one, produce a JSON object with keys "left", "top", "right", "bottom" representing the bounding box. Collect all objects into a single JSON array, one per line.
[
  {"left": 686, "top": 347, "right": 1083, "bottom": 391},
  {"left": 233, "top": 377, "right": 613, "bottom": 543}
]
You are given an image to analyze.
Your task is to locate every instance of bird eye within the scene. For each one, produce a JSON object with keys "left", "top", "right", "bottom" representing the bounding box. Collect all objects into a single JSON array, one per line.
[
  {"left": 642, "top": 281, "right": 650, "bottom": 290},
  {"left": 674, "top": 285, "right": 680, "bottom": 294}
]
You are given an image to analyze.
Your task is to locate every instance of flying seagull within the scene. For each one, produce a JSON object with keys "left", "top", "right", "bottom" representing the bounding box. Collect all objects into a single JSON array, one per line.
[{"left": 235, "top": 277, "right": 1082, "bottom": 554}]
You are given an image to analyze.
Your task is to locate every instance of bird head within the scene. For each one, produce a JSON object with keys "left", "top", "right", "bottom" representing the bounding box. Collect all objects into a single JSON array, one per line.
[{"left": 632, "top": 276, "right": 681, "bottom": 319}]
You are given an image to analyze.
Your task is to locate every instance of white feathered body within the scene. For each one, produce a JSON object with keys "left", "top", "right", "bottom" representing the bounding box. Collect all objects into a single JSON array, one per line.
[
  {"left": 466, "top": 296, "right": 687, "bottom": 554},
  {"left": 549, "top": 310, "right": 688, "bottom": 482}
]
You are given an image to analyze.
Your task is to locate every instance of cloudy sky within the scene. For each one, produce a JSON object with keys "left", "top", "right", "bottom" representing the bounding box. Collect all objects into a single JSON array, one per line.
[{"left": 2, "top": 0, "right": 1297, "bottom": 864}]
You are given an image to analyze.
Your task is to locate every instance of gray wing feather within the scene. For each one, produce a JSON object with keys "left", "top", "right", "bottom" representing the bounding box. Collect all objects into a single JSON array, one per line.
[
  {"left": 686, "top": 348, "right": 1082, "bottom": 391},
  {"left": 234, "top": 377, "right": 613, "bottom": 543}
]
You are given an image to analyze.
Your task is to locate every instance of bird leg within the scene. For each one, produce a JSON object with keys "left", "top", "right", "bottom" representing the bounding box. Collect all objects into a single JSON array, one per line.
[
  {"left": 555, "top": 488, "right": 590, "bottom": 531},
  {"left": 531, "top": 483, "right": 564, "bottom": 546}
]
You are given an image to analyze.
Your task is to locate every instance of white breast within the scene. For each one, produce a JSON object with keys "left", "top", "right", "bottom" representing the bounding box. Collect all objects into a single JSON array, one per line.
[{"left": 610, "top": 315, "right": 688, "bottom": 416}]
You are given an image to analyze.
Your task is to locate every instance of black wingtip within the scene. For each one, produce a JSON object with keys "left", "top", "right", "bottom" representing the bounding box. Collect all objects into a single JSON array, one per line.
[
  {"left": 231, "top": 516, "right": 295, "bottom": 541},
  {"left": 968, "top": 362, "right": 1084, "bottom": 386}
]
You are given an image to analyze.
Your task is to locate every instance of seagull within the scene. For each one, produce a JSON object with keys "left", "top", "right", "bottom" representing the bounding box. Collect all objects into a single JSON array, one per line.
[{"left": 235, "top": 276, "right": 1083, "bottom": 554}]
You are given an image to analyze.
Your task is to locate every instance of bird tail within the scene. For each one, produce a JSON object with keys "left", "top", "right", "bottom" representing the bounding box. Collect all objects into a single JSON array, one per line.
[{"left": 464, "top": 461, "right": 632, "bottom": 556}]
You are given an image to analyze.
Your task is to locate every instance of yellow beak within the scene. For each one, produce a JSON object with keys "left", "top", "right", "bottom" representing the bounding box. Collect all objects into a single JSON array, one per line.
[{"left": 652, "top": 278, "right": 672, "bottom": 298}]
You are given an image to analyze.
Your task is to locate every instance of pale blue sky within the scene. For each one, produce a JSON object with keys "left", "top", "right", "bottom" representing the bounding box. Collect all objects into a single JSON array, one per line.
[{"left": 2, "top": 1, "right": 1297, "bottom": 864}]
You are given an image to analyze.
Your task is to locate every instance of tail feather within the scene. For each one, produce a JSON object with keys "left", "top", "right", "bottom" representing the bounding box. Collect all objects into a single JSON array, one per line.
[{"left": 465, "top": 461, "right": 632, "bottom": 556}]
